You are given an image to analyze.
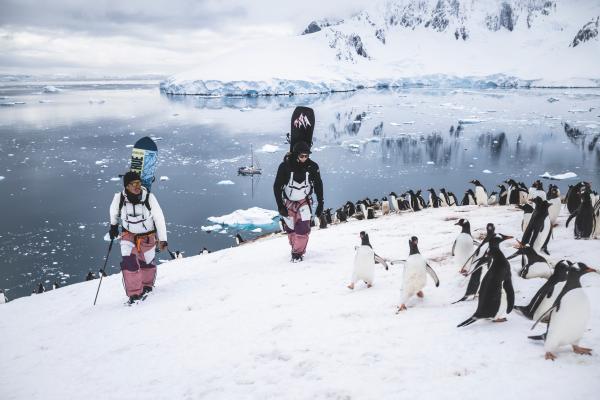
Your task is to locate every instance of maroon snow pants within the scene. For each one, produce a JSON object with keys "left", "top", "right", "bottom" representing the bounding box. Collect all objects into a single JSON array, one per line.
[
  {"left": 120, "top": 231, "right": 157, "bottom": 297},
  {"left": 283, "top": 198, "right": 312, "bottom": 256}
]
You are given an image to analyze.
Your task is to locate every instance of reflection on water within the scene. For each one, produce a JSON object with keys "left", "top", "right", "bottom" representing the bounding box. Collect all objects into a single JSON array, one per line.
[{"left": 0, "top": 82, "right": 599, "bottom": 300}]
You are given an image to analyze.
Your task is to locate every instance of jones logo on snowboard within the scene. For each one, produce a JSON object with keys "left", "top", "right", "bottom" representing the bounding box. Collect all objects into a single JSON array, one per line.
[{"left": 288, "top": 106, "right": 315, "bottom": 152}]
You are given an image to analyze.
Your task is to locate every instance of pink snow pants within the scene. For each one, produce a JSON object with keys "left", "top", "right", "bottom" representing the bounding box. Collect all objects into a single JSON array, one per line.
[
  {"left": 283, "top": 198, "right": 312, "bottom": 256},
  {"left": 120, "top": 231, "right": 157, "bottom": 297}
]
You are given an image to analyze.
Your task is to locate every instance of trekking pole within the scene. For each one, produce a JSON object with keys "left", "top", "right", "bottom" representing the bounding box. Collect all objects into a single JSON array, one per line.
[{"left": 93, "top": 239, "right": 114, "bottom": 306}]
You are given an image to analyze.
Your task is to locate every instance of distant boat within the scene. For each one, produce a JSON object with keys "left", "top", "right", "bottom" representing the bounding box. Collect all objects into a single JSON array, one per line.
[{"left": 238, "top": 145, "right": 262, "bottom": 176}]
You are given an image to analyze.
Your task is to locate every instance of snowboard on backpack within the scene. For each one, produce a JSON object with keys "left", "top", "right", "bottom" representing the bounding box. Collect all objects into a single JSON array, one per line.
[
  {"left": 288, "top": 106, "right": 315, "bottom": 152},
  {"left": 130, "top": 136, "right": 158, "bottom": 191}
]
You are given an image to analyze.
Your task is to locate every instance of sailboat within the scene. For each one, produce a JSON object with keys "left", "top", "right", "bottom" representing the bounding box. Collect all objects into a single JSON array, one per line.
[{"left": 237, "top": 145, "right": 262, "bottom": 176}]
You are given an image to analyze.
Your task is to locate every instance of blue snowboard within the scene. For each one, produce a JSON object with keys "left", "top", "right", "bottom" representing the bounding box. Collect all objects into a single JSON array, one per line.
[{"left": 130, "top": 137, "right": 158, "bottom": 191}]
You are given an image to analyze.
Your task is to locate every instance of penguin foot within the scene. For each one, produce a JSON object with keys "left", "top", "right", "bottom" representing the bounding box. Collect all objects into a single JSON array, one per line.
[
  {"left": 459, "top": 268, "right": 468, "bottom": 275},
  {"left": 347, "top": 283, "right": 354, "bottom": 290},
  {"left": 417, "top": 291, "right": 424, "bottom": 298},
  {"left": 545, "top": 352, "right": 556, "bottom": 361},
  {"left": 396, "top": 304, "right": 407, "bottom": 313},
  {"left": 572, "top": 345, "right": 592, "bottom": 355},
  {"left": 367, "top": 283, "right": 372, "bottom": 288},
  {"left": 492, "top": 318, "right": 507, "bottom": 323}
]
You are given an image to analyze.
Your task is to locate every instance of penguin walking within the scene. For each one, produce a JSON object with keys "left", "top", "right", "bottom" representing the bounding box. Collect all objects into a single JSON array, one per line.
[
  {"left": 529, "top": 262, "right": 598, "bottom": 360},
  {"left": 517, "top": 203, "right": 534, "bottom": 232},
  {"left": 515, "top": 260, "right": 569, "bottom": 321},
  {"left": 521, "top": 197, "right": 552, "bottom": 254},
  {"left": 348, "top": 231, "right": 389, "bottom": 290},
  {"left": 415, "top": 190, "right": 427, "bottom": 210},
  {"left": 457, "top": 233, "right": 515, "bottom": 327},
  {"left": 566, "top": 189, "right": 595, "bottom": 239},
  {"left": 546, "top": 185, "right": 561, "bottom": 226},
  {"left": 397, "top": 236, "right": 440, "bottom": 312},
  {"left": 470, "top": 180, "right": 488, "bottom": 205},
  {"left": 452, "top": 219, "right": 476, "bottom": 274},
  {"left": 427, "top": 188, "right": 442, "bottom": 208},
  {"left": 506, "top": 244, "right": 553, "bottom": 279},
  {"left": 439, "top": 188, "right": 450, "bottom": 207},
  {"left": 52, "top": 281, "right": 60, "bottom": 290}
]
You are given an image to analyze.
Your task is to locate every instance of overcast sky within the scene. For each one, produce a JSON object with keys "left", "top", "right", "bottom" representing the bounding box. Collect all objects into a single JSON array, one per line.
[{"left": 0, "top": 0, "right": 367, "bottom": 77}]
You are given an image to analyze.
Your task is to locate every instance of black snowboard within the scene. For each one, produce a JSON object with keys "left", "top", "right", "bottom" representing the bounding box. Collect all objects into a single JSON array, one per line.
[{"left": 288, "top": 106, "right": 315, "bottom": 152}]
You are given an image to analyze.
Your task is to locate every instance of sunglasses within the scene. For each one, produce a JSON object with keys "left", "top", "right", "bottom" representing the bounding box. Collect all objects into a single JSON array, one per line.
[
  {"left": 128, "top": 180, "right": 142, "bottom": 187},
  {"left": 298, "top": 154, "right": 309, "bottom": 159}
]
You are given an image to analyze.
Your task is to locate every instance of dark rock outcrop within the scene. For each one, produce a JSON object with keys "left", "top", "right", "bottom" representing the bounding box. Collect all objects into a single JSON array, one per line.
[{"left": 571, "top": 17, "right": 599, "bottom": 47}]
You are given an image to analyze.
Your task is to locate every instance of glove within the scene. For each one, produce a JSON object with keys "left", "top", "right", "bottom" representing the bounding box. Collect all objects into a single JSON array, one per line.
[
  {"left": 109, "top": 224, "right": 119, "bottom": 240},
  {"left": 315, "top": 202, "right": 324, "bottom": 218},
  {"left": 158, "top": 241, "right": 168, "bottom": 251},
  {"left": 278, "top": 206, "right": 289, "bottom": 217}
]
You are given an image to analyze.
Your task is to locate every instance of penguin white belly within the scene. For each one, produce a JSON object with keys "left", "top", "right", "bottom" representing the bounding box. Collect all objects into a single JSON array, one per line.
[
  {"left": 440, "top": 196, "right": 448, "bottom": 207},
  {"left": 401, "top": 255, "right": 427, "bottom": 303},
  {"left": 533, "top": 216, "right": 551, "bottom": 252},
  {"left": 522, "top": 213, "right": 532, "bottom": 232},
  {"left": 524, "top": 262, "right": 552, "bottom": 279},
  {"left": 0, "top": 294, "right": 6, "bottom": 304},
  {"left": 475, "top": 187, "right": 487, "bottom": 205},
  {"left": 520, "top": 190, "right": 528, "bottom": 204},
  {"left": 545, "top": 289, "right": 591, "bottom": 352},
  {"left": 548, "top": 199, "right": 561, "bottom": 225},
  {"left": 454, "top": 234, "right": 474, "bottom": 270},
  {"left": 382, "top": 201, "right": 390, "bottom": 215},
  {"left": 533, "top": 281, "right": 566, "bottom": 322},
  {"left": 390, "top": 196, "right": 399, "bottom": 212},
  {"left": 352, "top": 246, "right": 375, "bottom": 284},
  {"left": 494, "top": 287, "right": 508, "bottom": 319}
]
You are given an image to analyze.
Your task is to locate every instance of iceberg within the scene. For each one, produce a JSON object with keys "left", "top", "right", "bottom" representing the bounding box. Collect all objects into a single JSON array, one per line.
[
  {"left": 207, "top": 207, "right": 279, "bottom": 232},
  {"left": 539, "top": 171, "right": 578, "bottom": 180}
]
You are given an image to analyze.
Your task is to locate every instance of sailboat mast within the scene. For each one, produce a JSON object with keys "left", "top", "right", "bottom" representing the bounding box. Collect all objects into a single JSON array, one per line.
[{"left": 251, "top": 144, "right": 253, "bottom": 167}]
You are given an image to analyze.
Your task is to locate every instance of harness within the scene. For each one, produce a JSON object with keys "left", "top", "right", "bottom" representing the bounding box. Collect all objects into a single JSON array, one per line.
[
  {"left": 284, "top": 171, "right": 312, "bottom": 201},
  {"left": 119, "top": 192, "right": 153, "bottom": 234}
]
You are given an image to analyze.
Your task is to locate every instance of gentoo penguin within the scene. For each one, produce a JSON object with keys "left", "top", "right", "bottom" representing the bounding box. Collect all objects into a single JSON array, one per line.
[
  {"left": 415, "top": 190, "right": 427, "bottom": 210},
  {"left": 448, "top": 192, "right": 458, "bottom": 206},
  {"left": 546, "top": 185, "right": 561, "bottom": 226},
  {"left": 470, "top": 180, "right": 488, "bottom": 205},
  {"left": 336, "top": 208, "right": 348, "bottom": 222},
  {"left": 397, "top": 236, "right": 440, "bottom": 312},
  {"left": 517, "top": 203, "right": 534, "bottom": 232},
  {"left": 389, "top": 192, "right": 400, "bottom": 212},
  {"left": 457, "top": 233, "right": 515, "bottom": 327},
  {"left": 505, "top": 179, "right": 523, "bottom": 205},
  {"left": 453, "top": 223, "right": 496, "bottom": 303},
  {"left": 427, "top": 188, "right": 442, "bottom": 208},
  {"left": 36, "top": 282, "right": 45, "bottom": 294},
  {"left": 565, "top": 182, "right": 589, "bottom": 214},
  {"left": 439, "top": 188, "right": 450, "bottom": 207},
  {"left": 521, "top": 197, "right": 552, "bottom": 255},
  {"left": 235, "top": 233, "right": 245, "bottom": 245},
  {"left": 85, "top": 271, "right": 96, "bottom": 281},
  {"left": 406, "top": 190, "right": 421, "bottom": 211},
  {"left": 506, "top": 244, "right": 553, "bottom": 279},
  {"left": 0, "top": 289, "right": 7, "bottom": 304},
  {"left": 344, "top": 201, "right": 356, "bottom": 217},
  {"left": 528, "top": 180, "right": 546, "bottom": 201},
  {"left": 452, "top": 219, "right": 476, "bottom": 274},
  {"left": 497, "top": 184, "right": 508, "bottom": 205},
  {"left": 461, "top": 189, "right": 476, "bottom": 206},
  {"left": 52, "top": 281, "right": 60, "bottom": 290},
  {"left": 487, "top": 191, "right": 498, "bottom": 206},
  {"left": 566, "top": 189, "right": 595, "bottom": 239},
  {"left": 519, "top": 182, "right": 530, "bottom": 205},
  {"left": 593, "top": 198, "right": 600, "bottom": 238},
  {"left": 381, "top": 197, "right": 390, "bottom": 215},
  {"left": 319, "top": 213, "right": 328, "bottom": 228},
  {"left": 348, "top": 232, "right": 389, "bottom": 290},
  {"left": 515, "top": 260, "right": 570, "bottom": 321},
  {"left": 529, "top": 262, "right": 598, "bottom": 360},
  {"left": 324, "top": 208, "right": 333, "bottom": 224}
]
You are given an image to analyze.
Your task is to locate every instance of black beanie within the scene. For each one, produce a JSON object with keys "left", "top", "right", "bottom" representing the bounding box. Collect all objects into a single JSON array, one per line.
[
  {"left": 293, "top": 141, "right": 311, "bottom": 155},
  {"left": 123, "top": 171, "right": 141, "bottom": 187}
]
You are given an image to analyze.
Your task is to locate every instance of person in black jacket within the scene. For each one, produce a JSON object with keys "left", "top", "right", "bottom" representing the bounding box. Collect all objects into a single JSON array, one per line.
[{"left": 273, "top": 141, "right": 324, "bottom": 261}]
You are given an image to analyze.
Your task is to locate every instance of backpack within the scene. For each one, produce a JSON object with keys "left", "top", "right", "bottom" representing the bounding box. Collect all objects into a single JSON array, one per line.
[
  {"left": 118, "top": 192, "right": 151, "bottom": 213},
  {"left": 287, "top": 106, "right": 315, "bottom": 152}
]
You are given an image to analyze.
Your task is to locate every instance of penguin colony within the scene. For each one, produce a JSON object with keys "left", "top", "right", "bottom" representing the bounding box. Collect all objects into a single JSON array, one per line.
[{"left": 312, "top": 178, "right": 599, "bottom": 361}]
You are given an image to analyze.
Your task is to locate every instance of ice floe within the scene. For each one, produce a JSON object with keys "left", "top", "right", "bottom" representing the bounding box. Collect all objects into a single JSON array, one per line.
[
  {"left": 217, "top": 180, "right": 235, "bottom": 185},
  {"left": 207, "top": 207, "right": 279, "bottom": 231},
  {"left": 540, "top": 171, "right": 577, "bottom": 180}
]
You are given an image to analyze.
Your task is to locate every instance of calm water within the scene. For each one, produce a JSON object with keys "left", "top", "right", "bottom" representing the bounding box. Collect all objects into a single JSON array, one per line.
[{"left": 1, "top": 80, "right": 599, "bottom": 300}]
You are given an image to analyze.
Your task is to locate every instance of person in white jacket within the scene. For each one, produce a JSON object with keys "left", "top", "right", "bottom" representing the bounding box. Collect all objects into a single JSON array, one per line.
[{"left": 109, "top": 171, "right": 167, "bottom": 304}]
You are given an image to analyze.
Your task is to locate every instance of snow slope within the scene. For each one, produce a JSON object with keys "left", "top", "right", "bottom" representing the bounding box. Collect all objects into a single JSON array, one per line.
[
  {"left": 1, "top": 205, "right": 599, "bottom": 399},
  {"left": 161, "top": 0, "right": 600, "bottom": 95}
]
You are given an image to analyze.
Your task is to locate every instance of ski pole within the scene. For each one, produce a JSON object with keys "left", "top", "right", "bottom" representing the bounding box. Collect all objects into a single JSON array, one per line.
[{"left": 93, "top": 239, "right": 114, "bottom": 306}]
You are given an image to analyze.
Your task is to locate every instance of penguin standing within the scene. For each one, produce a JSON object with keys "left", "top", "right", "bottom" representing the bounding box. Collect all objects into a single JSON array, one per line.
[
  {"left": 416, "top": 190, "right": 427, "bottom": 209},
  {"left": 36, "top": 283, "right": 45, "bottom": 294},
  {"left": 406, "top": 190, "right": 421, "bottom": 211},
  {"left": 52, "top": 281, "right": 60, "bottom": 290},
  {"left": 505, "top": 179, "right": 523, "bottom": 205},
  {"left": 470, "top": 180, "right": 488, "bottom": 205},
  {"left": 457, "top": 233, "right": 515, "bottom": 327},
  {"left": 593, "top": 198, "right": 600, "bottom": 238},
  {"left": 397, "top": 236, "right": 440, "bottom": 312},
  {"left": 506, "top": 245, "right": 553, "bottom": 279},
  {"left": 565, "top": 182, "right": 589, "bottom": 214},
  {"left": 448, "top": 192, "right": 458, "bottom": 206},
  {"left": 461, "top": 189, "right": 476, "bottom": 206},
  {"left": 546, "top": 185, "right": 561, "bottom": 226},
  {"left": 439, "top": 188, "right": 450, "bottom": 207},
  {"left": 521, "top": 197, "right": 552, "bottom": 254},
  {"left": 427, "top": 188, "right": 442, "bottom": 208},
  {"left": 487, "top": 191, "right": 498, "bottom": 206},
  {"left": 566, "top": 189, "right": 595, "bottom": 239},
  {"left": 497, "top": 184, "right": 508, "bottom": 205},
  {"left": 529, "top": 262, "right": 598, "bottom": 360},
  {"left": 389, "top": 192, "right": 400, "bottom": 213},
  {"left": 336, "top": 208, "right": 348, "bottom": 223},
  {"left": 348, "top": 231, "right": 388, "bottom": 290},
  {"left": 0, "top": 289, "right": 7, "bottom": 304},
  {"left": 515, "top": 260, "right": 569, "bottom": 321},
  {"left": 380, "top": 197, "right": 390, "bottom": 215},
  {"left": 528, "top": 180, "right": 546, "bottom": 201},
  {"left": 517, "top": 203, "right": 534, "bottom": 232},
  {"left": 452, "top": 219, "right": 476, "bottom": 274}
]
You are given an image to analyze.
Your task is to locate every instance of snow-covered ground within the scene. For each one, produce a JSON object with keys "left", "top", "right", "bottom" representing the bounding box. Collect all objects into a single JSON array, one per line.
[
  {"left": 1, "top": 204, "right": 599, "bottom": 399},
  {"left": 161, "top": 0, "right": 600, "bottom": 95}
]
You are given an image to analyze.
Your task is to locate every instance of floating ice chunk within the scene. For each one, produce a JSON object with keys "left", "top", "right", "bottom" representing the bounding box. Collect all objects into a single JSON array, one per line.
[
  {"left": 160, "top": 176, "right": 170, "bottom": 181},
  {"left": 125, "top": 144, "right": 134, "bottom": 148},
  {"left": 150, "top": 137, "right": 163, "bottom": 141},
  {"left": 426, "top": 161, "right": 435, "bottom": 165},
  {"left": 459, "top": 118, "right": 484, "bottom": 124},
  {"left": 95, "top": 159, "right": 108, "bottom": 165},
  {"left": 0, "top": 176, "right": 4, "bottom": 181},
  {"left": 110, "top": 177, "right": 120, "bottom": 181},
  {"left": 78, "top": 225, "right": 85, "bottom": 229},
  {"left": 239, "top": 107, "right": 252, "bottom": 112},
  {"left": 103, "top": 233, "right": 111, "bottom": 242},
  {"left": 217, "top": 180, "right": 235, "bottom": 185},
  {"left": 547, "top": 97, "right": 559, "bottom": 103},
  {"left": 259, "top": 144, "right": 280, "bottom": 153},
  {"left": 88, "top": 99, "right": 106, "bottom": 104},
  {"left": 540, "top": 171, "right": 577, "bottom": 180},
  {"left": 568, "top": 109, "right": 589, "bottom": 113},
  {"left": 403, "top": 121, "right": 415, "bottom": 125},
  {"left": 64, "top": 160, "right": 77, "bottom": 163},
  {"left": 208, "top": 207, "right": 279, "bottom": 232},
  {"left": 251, "top": 228, "right": 262, "bottom": 233},
  {"left": 482, "top": 169, "right": 492, "bottom": 174},
  {"left": 39, "top": 100, "right": 53, "bottom": 103},
  {"left": 389, "top": 122, "right": 402, "bottom": 126},
  {"left": 43, "top": 86, "right": 62, "bottom": 93},
  {"left": 201, "top": 224, "right": 222, "bottom": 232}
]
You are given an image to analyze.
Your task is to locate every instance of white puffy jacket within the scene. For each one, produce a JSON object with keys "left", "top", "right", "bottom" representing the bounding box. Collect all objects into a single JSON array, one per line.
[{"left": 109, "top": 187, "right": 167, "bottom": 241}]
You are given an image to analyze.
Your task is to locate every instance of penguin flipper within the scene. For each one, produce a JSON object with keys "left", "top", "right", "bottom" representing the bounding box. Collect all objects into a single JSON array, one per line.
[
  {"left": 528, "top": 333, "right": 547, "bottom": 341},
  {"left": 451, "top": 296, "right": 468, "bottom": 305},
  {"left": 565, "top": 212, "right": 576, "bottom": 228},
  {"left": 425, "top": 263, "right": 440, "bottom": 287},
  {"left": 374, "top": 254, "right": 389, "bottom": 271},
  {"left": 457, "top": 316, "right": 478, "bottom": 328},
  {"left": 531, "top": 306, "right": 556, "bottom": 330},
  {"left": 503, "top": 278, "right": 515, "bottom": 313},
  {"left": 452, "top": 239, "right": 456, "bottom": 256}
]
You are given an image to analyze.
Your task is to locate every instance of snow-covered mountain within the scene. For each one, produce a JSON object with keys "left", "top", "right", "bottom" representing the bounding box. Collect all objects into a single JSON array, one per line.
[{"left": 161, "top": 0, "right": 600, "bottom": 95}]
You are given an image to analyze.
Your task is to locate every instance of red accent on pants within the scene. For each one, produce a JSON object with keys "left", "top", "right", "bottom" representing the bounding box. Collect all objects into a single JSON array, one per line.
[
  {"left": 120, "top": 231, "right": 157, "bottom": 297},
  {"left": 284, "top": 198, "right": 311, "bottom": 255}
]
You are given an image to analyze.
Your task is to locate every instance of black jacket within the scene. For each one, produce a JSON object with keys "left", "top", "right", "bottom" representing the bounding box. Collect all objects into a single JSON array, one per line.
[{"left": 273, "top": 154, "right": 323, "bottom": 209}]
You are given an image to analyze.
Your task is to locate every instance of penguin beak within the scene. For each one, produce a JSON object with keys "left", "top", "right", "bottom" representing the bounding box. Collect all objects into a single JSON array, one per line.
[
  {"left": 586, "top": 267, "right": 598, "bottom": 274},
  {"left": 454, "top": 221, "right": 461, "bottom": 226},
  {"left": 506, "top": 250, "right": 520, "bottom": 260}
]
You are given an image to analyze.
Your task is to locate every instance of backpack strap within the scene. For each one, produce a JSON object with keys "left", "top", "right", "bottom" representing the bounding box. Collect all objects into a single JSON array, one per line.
[{"left": 119, "top": 192, "right": 151, "bottom": 212}]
